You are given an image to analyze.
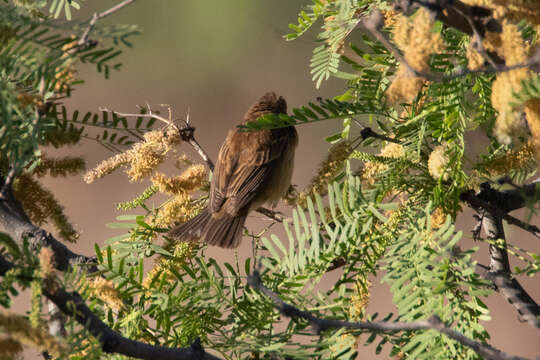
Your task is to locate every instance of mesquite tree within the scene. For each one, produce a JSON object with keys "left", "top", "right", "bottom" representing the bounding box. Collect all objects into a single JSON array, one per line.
[{"left": 0, "top": 1, "right": 539, "bottom": 359}]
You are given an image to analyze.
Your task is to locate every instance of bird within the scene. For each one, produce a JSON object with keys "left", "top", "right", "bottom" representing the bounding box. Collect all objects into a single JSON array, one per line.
[{"left": 168, "top": 92, "right": 298, "bottom": 248}]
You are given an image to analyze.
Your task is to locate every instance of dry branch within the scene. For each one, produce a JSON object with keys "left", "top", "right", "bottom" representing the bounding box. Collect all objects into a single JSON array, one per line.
[{"left": 247, "top": 271, "right": 527, "bottom": 360}]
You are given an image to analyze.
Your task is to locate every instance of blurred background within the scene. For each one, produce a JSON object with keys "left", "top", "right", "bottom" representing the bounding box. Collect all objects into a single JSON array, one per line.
[{"left": 17, "top": 1, "right": 540, "bottom": 358}]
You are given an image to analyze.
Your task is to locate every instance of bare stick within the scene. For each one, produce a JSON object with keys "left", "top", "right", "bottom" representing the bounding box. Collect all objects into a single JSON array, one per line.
[
  {"left": 79, "top": 0, "right": 136, "bottom": 46},
  {"left": 99, "top": 106, "right": 215, "bottom": 171},
  {"left": 177, "top": 125, "right": 215, "bottom": 172},
  {"left": 254, "top": 206, "right": 286, "bottom": 223},
  {"left": 247, "top": 271, "right": 526, "bottom": 360}
]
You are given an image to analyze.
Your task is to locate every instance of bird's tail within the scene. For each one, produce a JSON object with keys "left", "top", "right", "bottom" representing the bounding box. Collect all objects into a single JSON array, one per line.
[{"left": 167, "top": 209, "right": 247, "bottom": 249}]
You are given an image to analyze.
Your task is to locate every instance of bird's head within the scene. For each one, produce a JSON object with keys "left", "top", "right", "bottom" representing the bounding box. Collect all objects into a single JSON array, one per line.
[{"left": 243, "top": 92, "right": 287, "bottom": 122}]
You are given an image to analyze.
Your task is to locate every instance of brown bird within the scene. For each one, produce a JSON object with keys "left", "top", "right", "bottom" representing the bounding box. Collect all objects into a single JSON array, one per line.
[{"left": 168, "top": 92, "right": 298, "bottom": 248}]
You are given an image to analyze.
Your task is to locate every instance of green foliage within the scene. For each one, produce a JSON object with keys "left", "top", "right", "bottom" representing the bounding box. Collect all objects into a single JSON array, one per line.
[
  {"left": 285, "top": 1, "right": 326, "bottom": 41},
  {"left": 0, "top": 234, "right": 43, "bottom": 308},
  {"left": 242, "top": 97, "right": 389, "bottom": 131},
  {"left": 2, "top": 0, "right": 539, "bottom": 359},
  {"left": 0, "top": 0, "right": 140, "bottom": 177},
  {"left": 52, "top": 106, "right": 156, "bottom": 152},
  {"left": 94, "top": 176, "right": 397, "bottom": 358},
  {"left": 383, "top": 207, "right": 491, "bottom": 359}
]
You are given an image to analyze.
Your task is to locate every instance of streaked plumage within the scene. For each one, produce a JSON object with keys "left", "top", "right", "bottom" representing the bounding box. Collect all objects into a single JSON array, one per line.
[{"left": 168, "top": 92, "right": 298, "bottom": 248}]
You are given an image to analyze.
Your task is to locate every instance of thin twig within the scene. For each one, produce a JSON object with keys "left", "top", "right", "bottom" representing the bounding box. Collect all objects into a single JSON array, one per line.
[
  {"left": 78, "top": 0, "right": 136, "bottom": 46},
  {"left": 177, "top": 125, "right": 215, "bottom": 172},
  {"left": 99, "top": 106, "right": 215, "bottom": 171},
  {"left": 99, "top": 105, "right": 289, "bottom": 222},
  {"left": 255, "top": 207, "right": 286, "bottom": 223},
  {"left": 247, "top": 271, "right": 526, "bottom": 360},
  {"left": 360, "top": 127, "right": 400, "bottom": 144},
  {"left": 99, "top": 107, "right": 172, "bottom": 127},
  {"left": 450, "top": 4, "right": 498, "bottom": 69}
]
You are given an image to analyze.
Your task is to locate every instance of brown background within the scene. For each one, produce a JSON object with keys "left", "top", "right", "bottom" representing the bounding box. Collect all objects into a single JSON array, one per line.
[{"left": 16, "top": 1, "right": 540, "bottom": 358}]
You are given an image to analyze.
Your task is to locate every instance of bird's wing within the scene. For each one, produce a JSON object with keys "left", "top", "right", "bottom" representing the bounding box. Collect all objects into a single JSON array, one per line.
[{"left": 209, "top": 129, "right": 290, "bottom": 215}]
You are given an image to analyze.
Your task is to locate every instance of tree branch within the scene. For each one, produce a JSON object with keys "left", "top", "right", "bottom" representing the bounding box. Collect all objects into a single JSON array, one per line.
[
  {"left": 0, "top": 255, "right": 222, "bottom": 360},
  {"left": 461, "top": 183, "right": 540, "bottom": 329},
  {"left": 359, "top": 127, "right": 400, "bottom": 144},
  {"left": 481, "top": 211, "right": 540, "bottom": 329},
  {"left": 461, "top": 187, "right": 540, "bottom": 240},
  {"left": 78, "top": 0, "right": 137, "bottom": 46},
  {"left": 0, "top": 180, "right": 95, "bottom": 272},
  {"left": 247, "top": 271, "right": 527, "bottom": 360}
]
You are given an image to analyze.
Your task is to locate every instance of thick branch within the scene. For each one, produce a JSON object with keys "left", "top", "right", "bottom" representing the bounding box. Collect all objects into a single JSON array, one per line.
[
  {"left": 0, "top": 256, "right": 221, "bottom": 360},
  {"left": 496, "top": 178, "right": 540, "bottom": 212},
  {"left": 461, "top": 187, "right": 540, "bottom": 240},
  {"left": 481, "top": 211, "right": 540, "bottom": 329},
  {"left": 0, "top": 194, "right": 95, "bottom": 272},
  {"left": 462, "top": 182, "right": 540, "bottom": 329},
  {"left": 247, "top": 271, "right": 526, "bottom": 360}
]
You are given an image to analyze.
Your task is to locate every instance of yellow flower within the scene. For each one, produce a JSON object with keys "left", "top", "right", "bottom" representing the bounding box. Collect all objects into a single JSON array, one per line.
[
  {"left": 153, "top": 194, "right": 199, "bottom": 228},
  {"left": 466, "top": 41, "right": 484, "bottom": 70},
  {"left": 152, "top": 164, "right": 207, "bottom": 195},
  {"left": 382, "top": 9, "right": 399, "bottom": 28},
  {"left": 38, "top": 247, "right": 55, "bottom": 279},
  {"left": 428, "top": 144, "right": 449, "bottom": 181},
  {"left": 491, "top": 21, "right": 530, "bottom": 145},
  {"left": 431, "top": 207, "right": 447, "bottom": 229},
  {"left": 12, "top": 175, "right": 79, "bottom": 242},
  {"left": 89, "top": 278, "right": 124, "bottom": 312},
  {"left": 482, "top": 141, "right": 535, "bottom": 176},
  {"left": 392, "top": 8, "right": 444, "bottom": 72},
  {"left": 386, "top": 64, "right": 424, "bottom": 103},
  {"left": 362, "top": 143, "right": 404, "bottom": 185},
  {"left": 84, "top": 127, "right": 181, "bottom": 183}
]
